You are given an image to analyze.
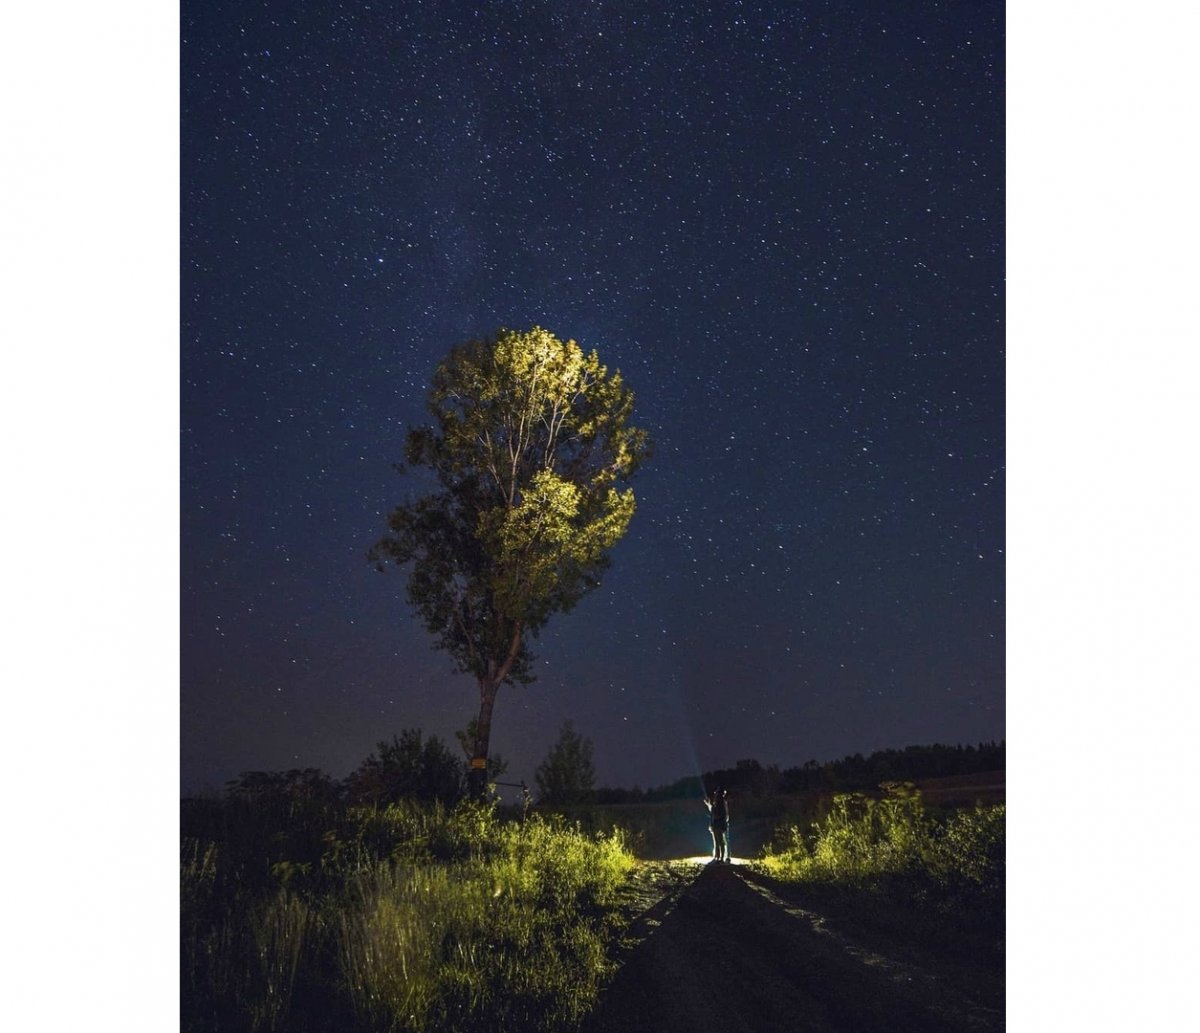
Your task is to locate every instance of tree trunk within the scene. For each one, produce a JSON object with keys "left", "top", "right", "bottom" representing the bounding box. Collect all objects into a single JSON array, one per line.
[{"left": 468, "top": 680, "right": 498, "bottom": 799}]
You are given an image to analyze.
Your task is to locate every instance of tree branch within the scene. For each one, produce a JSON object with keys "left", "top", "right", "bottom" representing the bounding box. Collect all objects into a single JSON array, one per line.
[{"left": 494, "top": 621, "right": 525, "bottom": 687}]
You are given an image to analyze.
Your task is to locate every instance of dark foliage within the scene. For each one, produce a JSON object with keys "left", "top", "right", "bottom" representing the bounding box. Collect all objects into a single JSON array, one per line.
[
  {"left": 344, "top": 729, "right": 465, "bottom": 807},
  {"left": 593, "top": 741, "right": 1006, "bottom": 802},
  {"left": 534, "top": 720, "right": 596, "bottom": 805}
]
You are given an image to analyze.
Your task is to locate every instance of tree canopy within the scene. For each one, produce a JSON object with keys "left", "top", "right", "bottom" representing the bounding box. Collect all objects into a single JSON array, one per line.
[
  {"left": 535, "top": 720, "right": 596, "bottom": 805},
  {"left": 344, "top": 729, "right": 465, "bottom": 807},
  {"left": 370, "top": 327, "right": 649, "bottom": 793}
]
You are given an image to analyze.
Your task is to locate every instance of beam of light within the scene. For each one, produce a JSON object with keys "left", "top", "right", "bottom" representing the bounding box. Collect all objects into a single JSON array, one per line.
[
  {"left": 666, "top": 671, "right": 705, "bottom": 796},
  {"left": 664, "top": 673, "right": 745, "bottom": 866}
]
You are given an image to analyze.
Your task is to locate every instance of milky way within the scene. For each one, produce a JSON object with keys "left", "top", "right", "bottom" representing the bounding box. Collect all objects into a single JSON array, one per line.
[{"left": 182, "top": 0, "right": 1004, "bottom": 794}]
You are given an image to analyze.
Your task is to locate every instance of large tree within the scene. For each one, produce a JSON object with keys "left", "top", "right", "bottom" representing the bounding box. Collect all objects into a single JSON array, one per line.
[{"left": 370, "top": 327, "right": 649, "bottom": 796}]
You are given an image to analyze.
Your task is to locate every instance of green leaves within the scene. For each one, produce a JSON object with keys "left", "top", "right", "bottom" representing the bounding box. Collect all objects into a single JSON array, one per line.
[
  {"left": 480, "top": 470, "right": 636, "bottom": 622},
  {"left": 423, "top": 327, "right": 647, "bottom": 503},
  {"left": 373, "top": 327, "right": 650, "bottom": 690}
]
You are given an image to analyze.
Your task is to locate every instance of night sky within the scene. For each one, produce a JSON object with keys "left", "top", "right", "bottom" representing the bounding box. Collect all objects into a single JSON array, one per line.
[{"left": 181, "top": 0, "right": 1004, "bottom": 796}]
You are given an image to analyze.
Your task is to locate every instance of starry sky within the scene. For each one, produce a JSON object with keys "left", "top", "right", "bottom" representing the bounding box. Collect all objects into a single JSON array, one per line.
[{"left": 181, "top": 0, "right": 1004, "bottom": 796}]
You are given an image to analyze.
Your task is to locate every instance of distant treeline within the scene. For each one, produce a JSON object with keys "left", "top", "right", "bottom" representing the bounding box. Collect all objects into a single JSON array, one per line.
[
  {"left": 197, "top": 738, "right": 1004, "bottom": 811},
  {"left": 590, "top": 741, "right": 1006, "bottom": 804}
]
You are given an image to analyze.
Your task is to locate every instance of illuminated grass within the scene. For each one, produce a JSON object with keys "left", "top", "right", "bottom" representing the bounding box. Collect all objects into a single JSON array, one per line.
[
  {"left": 338, "top": 816, "right": 633, "bottom": 1032},
  {"left": 755, "top": 785, "right": 1004, "bottom": 959},
  {"left": 182, "top": 800, "right": 635, "bottom": 1032}
]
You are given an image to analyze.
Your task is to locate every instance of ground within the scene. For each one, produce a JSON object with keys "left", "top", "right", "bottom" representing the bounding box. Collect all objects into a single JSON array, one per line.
[{"left": 584, "top": 860, "right": 1004, "bottom": 1033}]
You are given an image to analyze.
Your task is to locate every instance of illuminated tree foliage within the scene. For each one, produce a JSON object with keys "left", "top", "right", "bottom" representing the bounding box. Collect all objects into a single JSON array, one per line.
[{"left": 371, "top": 327, "right": 650, "bottom": 795}]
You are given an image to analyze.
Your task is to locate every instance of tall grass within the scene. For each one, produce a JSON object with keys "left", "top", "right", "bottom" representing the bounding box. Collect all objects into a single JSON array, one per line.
[
  {"left": 181, "top": 799, "right": 635, "bottom": 1033},
  {"left": 756, "top": 784, "right": 1004, "bottom": 960}
]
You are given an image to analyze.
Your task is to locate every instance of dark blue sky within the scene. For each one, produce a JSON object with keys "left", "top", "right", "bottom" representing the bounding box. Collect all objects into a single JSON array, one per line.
[
  {"left": 19, "top": 5, "right": 1200, "bottom": 1028},
  {"left": 181, "top": 0, "right": 1004, "bottom": 794}
]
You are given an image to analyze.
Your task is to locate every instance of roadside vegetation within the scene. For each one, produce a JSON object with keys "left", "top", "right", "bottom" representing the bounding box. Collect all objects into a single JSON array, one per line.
[
  {"left": 755, "top": 783, "right": 1005, "bottom": 963},
  {"left": 182, "top": 737, "right": 1004, "bottom": 1030},
  {"left": 182, "top": 795, "right": 635, "bottom": 1033}
]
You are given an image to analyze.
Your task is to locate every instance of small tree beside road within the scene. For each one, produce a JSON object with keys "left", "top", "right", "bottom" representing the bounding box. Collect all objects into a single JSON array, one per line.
[{"left": 535, "top": 720, "right": 596, "bottom": 805}]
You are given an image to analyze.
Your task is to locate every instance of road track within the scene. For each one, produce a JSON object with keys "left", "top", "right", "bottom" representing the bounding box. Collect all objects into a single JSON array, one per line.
[{"left": 582, "top": 861, "right": 1004, "bottom": 1033}]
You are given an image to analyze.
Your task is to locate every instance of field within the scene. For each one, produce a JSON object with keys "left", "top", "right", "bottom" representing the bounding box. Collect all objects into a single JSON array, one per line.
[
  {"left": 182, "top": 799, "right": 635, "bottom": 1032},
  {"left": 182, "top": 774, "right": 1004, "bottom": 1032}
]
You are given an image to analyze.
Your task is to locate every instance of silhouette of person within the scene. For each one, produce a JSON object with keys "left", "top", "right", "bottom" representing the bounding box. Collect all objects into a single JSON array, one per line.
[{"left": 704, "top": 788, "right": 730, "bottom": 862}]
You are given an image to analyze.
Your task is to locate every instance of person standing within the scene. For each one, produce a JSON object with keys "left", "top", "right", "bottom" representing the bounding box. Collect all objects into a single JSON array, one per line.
[{"left": 704, "top": 788, "right": 730, "bottom": 862}]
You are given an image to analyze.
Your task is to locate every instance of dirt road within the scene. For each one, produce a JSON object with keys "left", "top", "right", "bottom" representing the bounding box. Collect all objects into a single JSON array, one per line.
[{"left": 583, "top": 861, "right": 1003, "bottom": 1033}]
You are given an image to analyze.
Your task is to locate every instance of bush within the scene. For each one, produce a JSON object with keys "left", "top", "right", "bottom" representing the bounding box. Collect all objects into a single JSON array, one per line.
[{"left": 344, "top": 730, "right": 466, "bottom": 808}]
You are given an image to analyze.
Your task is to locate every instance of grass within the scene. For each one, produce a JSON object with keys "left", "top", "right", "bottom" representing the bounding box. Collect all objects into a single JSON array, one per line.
[
  {"left": 181, "top": 799, "right": 635, "bottom": 1033},
  {"left": 754, "top": 784, "right": 1005, "bottom": 963},
  {"left": 182, "top": 783, "right": 1004, "bottom": 1028}
]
